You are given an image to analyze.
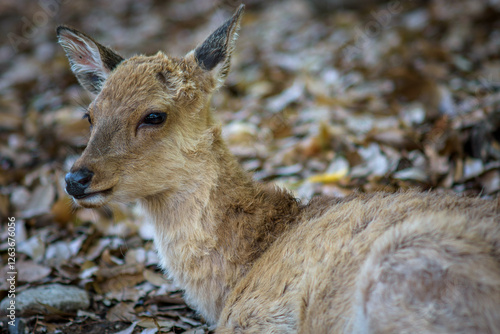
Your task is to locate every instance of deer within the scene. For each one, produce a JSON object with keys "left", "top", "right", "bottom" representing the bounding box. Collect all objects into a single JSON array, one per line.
[{"left": 57, "top": 5, "right": 500, "bottom": 333}]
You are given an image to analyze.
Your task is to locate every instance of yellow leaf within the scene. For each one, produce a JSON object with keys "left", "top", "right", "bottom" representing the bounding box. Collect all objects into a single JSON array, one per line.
[{"left": 307, "top": 168, "right": 348, "bottom": 184}]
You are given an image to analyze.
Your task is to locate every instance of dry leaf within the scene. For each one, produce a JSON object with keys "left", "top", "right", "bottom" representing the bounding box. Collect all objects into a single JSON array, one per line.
[
  {"left": 137, "top": 318, "right": 176, "bottom": 330},
  {"left": 106, "top": 301, "right": 137, "bottom": 322},
  {"left": 17, "top": 261, "right": 51, "bottom": 283},
  {"left": 114, "top": 321, "right": 139, "bottom": 334},
  {"left": 1, "top": 0, "right": 499, "bottom": 332},
  {"left": 144, "top": 269, "right": 171, "bottom": 287}
]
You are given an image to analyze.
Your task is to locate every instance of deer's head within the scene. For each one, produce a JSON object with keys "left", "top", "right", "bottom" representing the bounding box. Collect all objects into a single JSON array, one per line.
[{"left": 58, "top": 6, "right": 244, "bottom": 208}]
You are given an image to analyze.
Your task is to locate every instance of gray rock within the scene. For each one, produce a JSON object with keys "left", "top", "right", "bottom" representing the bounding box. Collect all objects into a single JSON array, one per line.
[{"left": 0, "top": 284, "right": 90, "bottom": 315}]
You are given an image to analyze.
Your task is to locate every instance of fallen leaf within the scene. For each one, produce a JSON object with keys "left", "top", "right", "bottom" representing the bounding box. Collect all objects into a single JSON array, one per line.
[
  {"left": 137, "top": 318, "right": 176, "bottom": 330},
  {"left": 17, "top": 261, "right": 51, "bottom": 283},
  {"left": 106, "top": 302, "right": 137, "bottom": 322},
  {"left": 144, "top": 269, "right": 171, "bottom": 287},
  {"left": 308, "top": 169, "right": 348, "bottom": 184},
  {"left": 114, "top": 321, "right": 139, "bottom": 334},
  {"left": 20, "top": 183, "right": 55, "bottom": 218}
]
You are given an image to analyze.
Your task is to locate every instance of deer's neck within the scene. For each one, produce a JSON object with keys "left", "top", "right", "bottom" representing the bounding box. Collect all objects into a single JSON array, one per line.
[{"left": 140, "top": 126, "right": 301, "bottom": 324}]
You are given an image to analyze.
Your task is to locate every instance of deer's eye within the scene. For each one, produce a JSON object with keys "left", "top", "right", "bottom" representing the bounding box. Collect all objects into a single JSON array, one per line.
[
  {"left": 142, "top": 112, "right": 167, "bottom": 126},
  {"left": 83, "top": 113, "right": 92, "bottom": 125}
]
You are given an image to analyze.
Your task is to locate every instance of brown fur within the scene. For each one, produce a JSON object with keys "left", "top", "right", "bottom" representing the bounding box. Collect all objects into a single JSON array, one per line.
[{"left": 58, "top": 6, "right": 500, "bottom": 333}]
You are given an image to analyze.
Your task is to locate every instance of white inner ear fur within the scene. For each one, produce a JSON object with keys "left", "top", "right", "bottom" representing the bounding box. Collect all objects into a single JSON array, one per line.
[{"left": 59, "top": 32, "right": 109, "bottom": 79}]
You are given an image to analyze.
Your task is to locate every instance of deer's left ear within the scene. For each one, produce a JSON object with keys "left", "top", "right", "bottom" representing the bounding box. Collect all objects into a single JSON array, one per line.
[
  {"left": 57, "top": 26, "right": 124, "bottom": 94},
  {"left": 190, "top": 5, "right": 244, "bottom": 89}
]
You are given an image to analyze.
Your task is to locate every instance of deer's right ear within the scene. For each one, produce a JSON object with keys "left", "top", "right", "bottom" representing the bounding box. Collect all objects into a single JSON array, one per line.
[{"left": 57, "top": 26, "right": 124, "bottom": 94}]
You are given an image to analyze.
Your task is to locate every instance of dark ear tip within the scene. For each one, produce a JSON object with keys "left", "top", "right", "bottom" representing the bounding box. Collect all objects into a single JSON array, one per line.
[
  {"left": 56, "top": 26, "right": 64, "bottom": 36},
  {"left": 56, "top": 25, "right": 69, "bottom": 36},
  {"left": 56, "top": 25, "right": 81, "bottom": 38}
]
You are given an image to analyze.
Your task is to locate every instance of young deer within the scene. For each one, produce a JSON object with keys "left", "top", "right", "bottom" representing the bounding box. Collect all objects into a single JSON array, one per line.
[{"left": 58, "top": 5, "right": 500, "bottom": 333}]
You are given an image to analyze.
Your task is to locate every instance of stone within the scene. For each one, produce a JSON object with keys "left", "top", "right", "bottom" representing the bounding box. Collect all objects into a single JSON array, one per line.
[{"left": 0, "top": 284, "right": 90, "bottom": 315}]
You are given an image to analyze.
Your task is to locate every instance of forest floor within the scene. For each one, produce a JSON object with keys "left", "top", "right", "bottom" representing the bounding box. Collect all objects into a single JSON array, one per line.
[{"left": 1, "top": 0, "right": 499, "bottom": 333}]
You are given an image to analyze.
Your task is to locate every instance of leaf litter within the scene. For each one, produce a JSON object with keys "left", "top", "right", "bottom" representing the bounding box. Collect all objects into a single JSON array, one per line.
[{"left": 1, "top": 0, "right": 499, "bottom": 332}]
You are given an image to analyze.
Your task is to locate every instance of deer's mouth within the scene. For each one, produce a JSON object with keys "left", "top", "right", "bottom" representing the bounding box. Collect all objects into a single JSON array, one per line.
[
  {"left": 72, "top": 188, "right": 113, "bottom": 208},
  {"left": 73, "top": 188, "right": 113, "bottom": 200}
]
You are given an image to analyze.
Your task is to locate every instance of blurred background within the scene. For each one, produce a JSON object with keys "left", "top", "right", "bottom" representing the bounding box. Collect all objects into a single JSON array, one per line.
[{"left": 1, "top": 0, "right": 499, "bottom": 332}]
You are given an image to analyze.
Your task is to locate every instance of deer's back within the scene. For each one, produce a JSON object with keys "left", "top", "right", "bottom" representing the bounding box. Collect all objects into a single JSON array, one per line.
[{"left": 218, "top": 191, "right": 500, "bottom": 333}]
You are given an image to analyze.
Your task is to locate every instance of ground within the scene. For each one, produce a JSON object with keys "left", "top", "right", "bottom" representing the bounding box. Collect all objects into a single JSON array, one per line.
[{"left": 0, "top": 0, "right": 499, "bottom": 333}]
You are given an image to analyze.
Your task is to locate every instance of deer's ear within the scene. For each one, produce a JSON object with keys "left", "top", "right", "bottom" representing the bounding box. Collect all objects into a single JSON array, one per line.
[
  {"left": 192, "top": 5, "right": 244, "bottom": 88},
  {"left": 57, "top": 26, "right": 124, "bottom": 94}
]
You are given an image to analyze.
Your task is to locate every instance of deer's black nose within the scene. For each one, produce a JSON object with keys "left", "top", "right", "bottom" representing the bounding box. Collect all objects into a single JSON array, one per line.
[{"left": 65, "top": 168, "right": 94, "bottom": 199}]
